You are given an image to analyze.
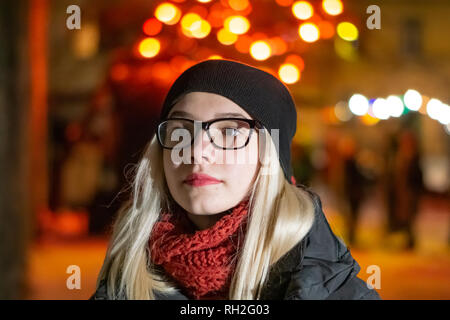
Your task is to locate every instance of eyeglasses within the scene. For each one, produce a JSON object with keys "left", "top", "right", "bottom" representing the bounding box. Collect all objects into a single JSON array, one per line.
[{"left": 156, "top": 117, "right": 262, "bottom": 150}]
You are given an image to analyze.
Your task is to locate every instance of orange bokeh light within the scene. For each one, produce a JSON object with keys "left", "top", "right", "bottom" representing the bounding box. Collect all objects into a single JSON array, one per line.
[
  {"left": 318, "top": 20, "right": 335, "bottom": 39},
  {"left": 189, "top": 5, "right": 209, "bottom": 19},
  {"left": 276, "top": 0, "right": 294, "bottom": 6},
  {"left": 207, "top": 12, "right": 223, "bottom": 28},
  {"left": 235, "top": 34, "right": 253, "bottom": 53},
  {"left": 268, "top": 37, "right": 288, "bottom": 55},
  {"left": 228, "top": 0, "right": 249, "bottom": 11},
  {"left": 142, "top": 18, "right": 163, "bottom": 36},
  {"left": 285, "top": 54, "right": 305, "bottom": 71}
]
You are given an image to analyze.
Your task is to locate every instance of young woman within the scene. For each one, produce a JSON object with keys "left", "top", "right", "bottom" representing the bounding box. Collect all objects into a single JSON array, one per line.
[{"left": 90, "top": 59, "right": 381, "bottom": 300}]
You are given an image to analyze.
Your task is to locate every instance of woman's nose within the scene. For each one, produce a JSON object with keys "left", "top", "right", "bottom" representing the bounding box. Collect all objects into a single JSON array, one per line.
[{"left": 191, "top": 128, "right": 215, "bottom": 164}]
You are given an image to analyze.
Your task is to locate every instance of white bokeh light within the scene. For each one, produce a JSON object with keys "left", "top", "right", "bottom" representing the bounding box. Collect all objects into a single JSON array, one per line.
[
  {"left": 426, "top": 98, "right": 442, "bottom": 120},
  {"left": 386, "top": 95, "right": 404, "bottom": 117},
  {"left": 372, "top": 98, "right": 390, "bottom": 120},
  {"left": 348, "top": 94, "right": 369, "bottom": 116},
  {"left": 403, "top": 89, "right": 422, "bottom": 111}
]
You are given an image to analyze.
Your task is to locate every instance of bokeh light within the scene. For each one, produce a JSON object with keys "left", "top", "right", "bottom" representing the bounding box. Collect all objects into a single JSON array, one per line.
[
  {"left": 386, "top": 95, "right": 405, "bottom": 117},
  {"left": 292, "top": 1, "right": 314, "bottom": 20},
  {"left": 318, "top": 20, "right": 335, "bottom": 39},
  {"left": 278, "top": 63, "right": 300, "bottom": 84},
  {"left": 181, "top": 13, "right": 210, "bottom": 38},
  {"left": 142, "top": 18, "right": 163, "bottom": 36},
  {"left": 426, "top": 98, "right": 447, "bottom": 123},
  {"left": 228, "top": 0, "right": 250, "bottom": 11},
  {"left": 191, "top": 19, "right": 212, "bottom": 39},
  {"left": 138, "top": 37, "right": 161, "bottom": 58},
  {"left": 361, "top": 113, "right": 380, "bottom": 126},
  {"left": 217, "top": 28, "right": 238, "bottom": 45},
  {"left": 337, "top": 22, "right": 358, "bottom": 41},
  {"left": 349, "top": 94, "right": 369, "bottom": 116},
  {"left": 276, "top": 0, "right": 294, "bottom": 7},
  {"left": 207, "top": 55, "right": 223, "bottom": 60},
  {"left": 155, "top": 3, "right": 181, "bottom": 25},
  {"left": 299, "top": 22, "right": 320, "bottom": 43},
  {"left": 322, "top": 0, "right": 343, "bottom": 16},
  {"left": 403, "top": 89, "right": 423, "bottom": 111},
  {"left": 285, "top": 54, "right": 305, "bottom": 71},
  {"left": 250, "top": 40, "right": 272, "bottom": 61},
  {"left": 372, "top": 98, "right": 390, "bottom": 120},
  {"left": 224, "top": 16, "right": 250, "bottom": 35},
  {"left": 334, "top": 101, "right": 353, "bottom": 122},
  {"left": 234, "top": 35, "right": 253, "bottom": 53},
  {"left": 268, "top": 37, "right": 288, "bottom": 55}
]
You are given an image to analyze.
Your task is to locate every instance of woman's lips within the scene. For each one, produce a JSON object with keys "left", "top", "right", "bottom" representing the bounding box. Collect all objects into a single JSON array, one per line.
[{"left": 183, "top": 173, "right": 222, "bottom": 187}]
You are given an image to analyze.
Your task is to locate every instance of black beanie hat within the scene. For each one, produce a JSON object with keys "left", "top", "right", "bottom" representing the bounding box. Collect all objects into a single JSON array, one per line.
[{"left": 159, "top": 59, "right": 298, "bottom": 184}]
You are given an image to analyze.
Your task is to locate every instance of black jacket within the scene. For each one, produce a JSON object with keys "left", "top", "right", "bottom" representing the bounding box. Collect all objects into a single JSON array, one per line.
[{"left": 90, "top": 186, "right": 381, "bottom": 300}]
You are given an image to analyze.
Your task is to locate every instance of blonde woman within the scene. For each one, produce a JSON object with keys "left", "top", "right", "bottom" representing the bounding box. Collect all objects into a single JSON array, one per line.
[{"left": 90, "top": 60, "right": 381, "bottom": 300}]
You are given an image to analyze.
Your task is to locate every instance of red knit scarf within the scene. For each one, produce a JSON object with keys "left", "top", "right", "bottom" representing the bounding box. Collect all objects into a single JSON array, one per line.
[{"left": 148, "top": 200, "right": 249, "bottom": 299}]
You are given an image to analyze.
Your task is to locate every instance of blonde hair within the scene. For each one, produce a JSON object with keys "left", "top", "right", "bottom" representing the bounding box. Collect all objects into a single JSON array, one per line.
[{"left": 95, "top": 129, "right": 315, "bottom": 299}]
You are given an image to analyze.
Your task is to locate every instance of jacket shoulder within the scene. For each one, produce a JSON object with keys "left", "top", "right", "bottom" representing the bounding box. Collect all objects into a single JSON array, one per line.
[
  {"left": 284, "top": 184, "right": 381, "bottom": 300},
  {"left": 89, "top": 279, "right": 109, "bottom": 300}
]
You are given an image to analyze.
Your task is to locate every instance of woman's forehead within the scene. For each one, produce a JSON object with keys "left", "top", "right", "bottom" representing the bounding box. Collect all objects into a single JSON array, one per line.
[{"left": 168, "top": 92, "right": 253, "bottom": 119}]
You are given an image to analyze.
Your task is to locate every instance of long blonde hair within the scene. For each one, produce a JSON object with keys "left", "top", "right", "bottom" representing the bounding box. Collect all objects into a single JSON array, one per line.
[{"left": 96, "top": 129, "right": 315, "bottom": 299}]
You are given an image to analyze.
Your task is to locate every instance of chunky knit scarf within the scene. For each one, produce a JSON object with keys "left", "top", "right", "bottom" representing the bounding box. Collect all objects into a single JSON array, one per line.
[{"left": 148, "top": 200, "right": 249, "bottom": 299}]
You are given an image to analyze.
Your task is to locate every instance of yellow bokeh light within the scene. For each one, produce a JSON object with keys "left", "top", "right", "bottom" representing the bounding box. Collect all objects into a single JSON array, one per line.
[
  {"left": 337, "top": 22, "right": 358, "bottom": 41},
  {"left": 322, "top": 0, "right": 343, "bottom": 16},
  {"left": 207, "top": 55, "right": 223, "bottom": 60},
  {"left": 181, "top": 13, "right": 203, "bottom": 37},
  {"left": 224, "top": 16, "right": 250, "bottom": 35},
  {"left": 217, "top": 28, "right": 238, "bottom": 45},
  {"left": 298, "top": 22, "right": 320, "bottom": 42},
  {"left": 361, "top": 114, "right": 380, "bottom": 126},
  {"left": 181, "top": 13, "right": 202, "bottom": 30},
  {"left": 155, "top": 3, "right": 181, "bottom": 25},
  {"left": 292, "top": 1, "right": 314, "bottom": 20},
  {"left": 279, "top": 63, "right": 300, "bottom": 84},
  {"left": 197, "top": 0, "right": 212, "bottom": 3},
  {"left": 190, "top": 19, "right": 211, "bottom": 38},
  {"left": 138, "top": 38, "right": 160, "bottom": 58},
  {"left": 250, "top": 40, "right": 271, "bottom": 61}
]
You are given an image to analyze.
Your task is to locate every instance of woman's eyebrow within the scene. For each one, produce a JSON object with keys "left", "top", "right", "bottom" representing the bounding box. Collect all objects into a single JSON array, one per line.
[
  {"left": 168, "top": 111, "right": 193, "bottom": 118},
  {"left": 214, "top": 112, "right": 248, "bottom": 118}
]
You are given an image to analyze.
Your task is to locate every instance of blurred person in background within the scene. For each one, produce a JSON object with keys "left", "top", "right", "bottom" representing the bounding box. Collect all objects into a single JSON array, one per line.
[
  {"left": 340, "top": 136, "right": 370, "bottom": 247},
  {"left": 385, "top": 129, "right": 424, "bottom": 249}
]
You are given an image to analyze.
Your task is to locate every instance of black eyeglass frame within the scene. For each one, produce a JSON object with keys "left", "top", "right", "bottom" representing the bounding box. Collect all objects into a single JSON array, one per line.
[{"left": 156, "top": 117, "right": 264, "bottom": 150}]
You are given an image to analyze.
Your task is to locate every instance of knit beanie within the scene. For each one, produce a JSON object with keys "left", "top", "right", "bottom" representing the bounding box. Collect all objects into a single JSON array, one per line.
[{"left": 159, "top": 59, "right": 298, "bottom": 184}]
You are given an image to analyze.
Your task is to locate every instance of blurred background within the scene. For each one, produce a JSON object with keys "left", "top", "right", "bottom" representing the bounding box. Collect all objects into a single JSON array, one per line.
[{"left": 0, "top": 0, "right": 449, "bottom": 300}]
